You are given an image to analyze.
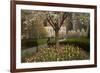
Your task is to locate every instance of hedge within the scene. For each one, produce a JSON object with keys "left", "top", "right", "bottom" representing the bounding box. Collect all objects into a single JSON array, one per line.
[
  {"left": 21, "top": 38, "right": 47, "bottom": 49},
  {"left": 59, "top": 38, "right": 90, "bottom": 52}
]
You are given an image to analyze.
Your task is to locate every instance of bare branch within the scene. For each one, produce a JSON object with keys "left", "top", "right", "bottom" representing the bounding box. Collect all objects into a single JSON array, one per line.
[
  {"left": 47, "top": 17, "right": 56, "bottom": 31},
  {"left": 59, "top": 13, "right": 68, "bottom": 28},
  {"left": 48, "top": 13, "right": 55, "bottom": 26}
]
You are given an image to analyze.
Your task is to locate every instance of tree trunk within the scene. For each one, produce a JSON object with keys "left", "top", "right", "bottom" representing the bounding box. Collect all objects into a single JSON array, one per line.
[
  {"left": 55, "top": 31, "right": 59, "bottom": 49},
  {"left": 87, "top": 25, "right": 90, "bottom": 38}
]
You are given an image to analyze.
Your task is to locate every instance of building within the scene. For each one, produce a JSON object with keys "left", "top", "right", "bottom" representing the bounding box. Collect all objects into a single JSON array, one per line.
[{"left": 44, "top": 26, "right": 66, "bottom": 38}]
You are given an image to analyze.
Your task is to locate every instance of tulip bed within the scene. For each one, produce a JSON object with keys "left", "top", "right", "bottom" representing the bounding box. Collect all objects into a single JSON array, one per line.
[
  {"left": 60, "top": 38, "right": 90, "bottom": 52},
  {"left": 21, "top": 44, "right": 90, "bottom": 63}
]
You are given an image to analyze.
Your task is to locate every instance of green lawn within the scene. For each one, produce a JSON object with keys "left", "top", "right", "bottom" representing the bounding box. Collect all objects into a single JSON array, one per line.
[{"left": 37, "top": 38, "right": 47, "bottom": 45}]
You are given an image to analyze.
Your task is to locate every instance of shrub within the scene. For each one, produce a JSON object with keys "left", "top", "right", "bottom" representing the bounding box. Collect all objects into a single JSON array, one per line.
[
  {"left": 21, "top": 38, "right": 48, "bottom": 49},
  {"left": 59, "top": 38, "right": 90, "bottom": 52},
  {"left": 21, "top": 38, "right": 38, "bottom": 48},
  {"left": 47, "top": 38, "right": 56, "bottom": 47}
]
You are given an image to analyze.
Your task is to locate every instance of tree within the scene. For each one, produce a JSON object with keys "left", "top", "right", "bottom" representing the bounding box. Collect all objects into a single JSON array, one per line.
[
  {"left": 65, "top": 13, "right": 73, "bottom": 34},
  {"left": 71, "top": 12, "right": 90, "bottom": 37},
  {"left": 46, "top": 12, "right": 70, "bottom": 48},
  {"left": 21, "top": 10, "right": 47, "bottom": 39},
  {"left": 21, "top": 10, "right": 33, "bottom": 39},
  {"left": 79, "top": 13, "right": 90, "bottom": 37},
  {"left": 31, "top": 20, "right": 47, "bottom": 39}
]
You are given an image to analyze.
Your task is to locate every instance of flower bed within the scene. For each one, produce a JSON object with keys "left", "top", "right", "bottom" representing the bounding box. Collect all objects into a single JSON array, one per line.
[{"left": 21, "top": 44, "right": 90, "bottom": 63}]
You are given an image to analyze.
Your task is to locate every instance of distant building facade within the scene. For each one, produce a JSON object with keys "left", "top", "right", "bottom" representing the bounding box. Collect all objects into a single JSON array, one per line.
[{"left": 44, "top": 26, "right": 66, "bottom": 38}]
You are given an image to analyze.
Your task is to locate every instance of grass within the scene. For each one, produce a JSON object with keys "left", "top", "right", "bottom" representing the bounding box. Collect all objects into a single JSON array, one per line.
[{"left": 37, "top": 38, "right": 47, "bottom": 45}]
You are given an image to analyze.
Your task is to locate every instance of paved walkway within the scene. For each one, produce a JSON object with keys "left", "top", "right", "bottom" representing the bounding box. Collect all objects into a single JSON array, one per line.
[
  {"left": 59, "top": 39, "right": 66, "bottom": 42},
  {"left": 21, "top": 39, "right": 66, "bottom": 57},
  {"left": 22, "top": 44, "right": 48, "bottom": 57}
]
